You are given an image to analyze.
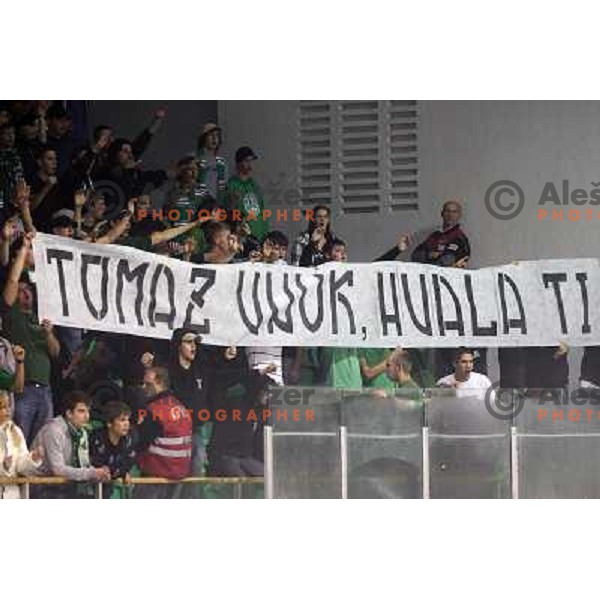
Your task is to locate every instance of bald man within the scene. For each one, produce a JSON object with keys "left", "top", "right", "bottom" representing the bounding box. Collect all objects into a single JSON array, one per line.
[{"left": 411, "top": 200, "right": 470, "bottom": 267}]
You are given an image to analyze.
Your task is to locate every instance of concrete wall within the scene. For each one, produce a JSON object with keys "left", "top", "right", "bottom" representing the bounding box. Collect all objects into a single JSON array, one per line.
[
  {"left": 219, "top": 100, "right": 600, "bottom": 383},
  {"left": 420, "top": 100, "right": 600, "bottom": 268},
  {"left": 219, "top": 100, "right": 600, "bottom": 265},
  {"left": 88, "top": 100, "right": 217, "bottom": 170}
]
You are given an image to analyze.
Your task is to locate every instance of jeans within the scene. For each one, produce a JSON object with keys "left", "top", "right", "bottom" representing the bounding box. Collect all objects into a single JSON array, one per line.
[
  {"left": 14, "top": 383, "right": 53, "bottom": 446},
  {"left": 191, "top": 423, "right": 213, "bottom": 476}
]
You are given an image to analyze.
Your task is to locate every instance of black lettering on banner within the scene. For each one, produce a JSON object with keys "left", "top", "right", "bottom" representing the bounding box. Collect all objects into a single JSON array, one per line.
[
  {"left": 432, "top": 274, "right": 465, "bottom": 336},
  {"left": 116, "top": 260, "right": 149, "bottom": 325},
  {"left": 81, "top": 254, "right": 110, "bottom": 320},
  {"left": 183, "top": 268, "right": 216, "bottom": 334},
  {"left": 266, "top": 272, "right": 294, "bottom": 334},
  {"left": 464, "top": 275, "right": 498, "bottom": 336},
  {"left": 401, "top": 273, "right": 432, "bottom": 336},
  {"left": 295, "top": 273, "right": 324, "bottom": 333},
  {"left": 378, "top": 273, "right": 402, "bottom": 336},
  {"left": 237, "top": 271, "right": 263, "bottom": 335},
  {"left": 542, "top": 273, "right": 568, "bottom": 335},
  {"left": 148, "top": 264, "right": 176, "bottom": 330},
  {"left": 329, "top": 269, "right": 356, "bottom": 335},
  {"left": 498, "top": 273, "right": 527, "bottom": 334},
  {"left": 46, "top": 249, "right": 73, "bottom": 317},
  {"left": 576, "top": 272, "right": 591, "bottom": 334}
]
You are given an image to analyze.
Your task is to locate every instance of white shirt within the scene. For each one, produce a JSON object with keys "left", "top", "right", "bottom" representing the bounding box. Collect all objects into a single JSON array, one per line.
[{"left": 436, "top": 371, "right": 495, "bottom": 402}]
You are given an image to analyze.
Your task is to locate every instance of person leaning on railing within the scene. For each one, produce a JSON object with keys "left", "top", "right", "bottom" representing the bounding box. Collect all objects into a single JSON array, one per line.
[
  {"left": 31, "top": 391, "right": 111, "bottom": 499},
  {"left": 89, "top": 401, "right": 136, "bottom": 499}
]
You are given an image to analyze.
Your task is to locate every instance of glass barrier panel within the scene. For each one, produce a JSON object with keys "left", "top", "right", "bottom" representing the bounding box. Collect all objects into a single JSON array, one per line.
[
  {"left": 270, "top": 387, "right": 342, "bottom": 498},
  {"left": 343, "top": 391, "right": 423, "bottom": 498},
  {"left": 426, "top": 389, "right": 511, "bottom": 498},
  {"left": 515, "top": 389, "right": 600, "bottom": 498}
]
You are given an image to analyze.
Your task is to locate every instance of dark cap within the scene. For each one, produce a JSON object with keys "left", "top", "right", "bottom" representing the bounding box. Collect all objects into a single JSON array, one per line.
[
  {"left": 17, "top": 113, "right": 38, "bottom": 128},
  {"left": 235, "top": 146, "right": 258, "bottom": 163},
  {"left": 50, "top": 208, "right": 75, "bottom": 229},
  {"left": 46, "top": 103, "right": 70, "bottom": 120},
  {"left": 171, "top": 327, "right": 202, "bottom": 347}
]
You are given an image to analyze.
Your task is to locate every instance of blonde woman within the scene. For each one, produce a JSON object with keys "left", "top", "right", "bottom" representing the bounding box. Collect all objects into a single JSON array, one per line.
[{"left": 0, "top": 390, "right": 43, "bottom": 499}]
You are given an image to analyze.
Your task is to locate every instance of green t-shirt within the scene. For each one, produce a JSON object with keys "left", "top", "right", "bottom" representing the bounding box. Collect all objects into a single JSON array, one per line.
[
  {"left": 1, "top": 303, "right": 50, "bottom": 386},
  {"left": 227, "top": 176, "right": 269, "bottom": 240},
  {"left": 324, "top": 347, "right": 363, "bottom": 391},
  {"left": 358, "top": 348, "right": 396, "bottom": 390},
  {"left": 393, "top": 378, "right": 425, "bottom": 402}
]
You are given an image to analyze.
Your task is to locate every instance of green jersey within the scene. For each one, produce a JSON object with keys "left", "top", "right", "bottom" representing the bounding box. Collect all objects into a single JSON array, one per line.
[
  {"left": 227, "top": 175, "right": 269, "bottom": 240},
  {"left": 358, "top": 348, "right": 396, "bottom": 390},
  {"left": 324, "top": 347, "right": 363, "bottom": 391}
]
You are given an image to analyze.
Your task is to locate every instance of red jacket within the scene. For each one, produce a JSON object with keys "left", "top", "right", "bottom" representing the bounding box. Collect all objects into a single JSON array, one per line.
[{"left": 138, "top": 393, "right": 192, "bottom": 480}]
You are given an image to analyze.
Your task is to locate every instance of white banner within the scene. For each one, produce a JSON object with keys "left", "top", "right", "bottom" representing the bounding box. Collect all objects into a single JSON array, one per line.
[{"left": 32, "top": 233, "right": 600, "bottom": 347}]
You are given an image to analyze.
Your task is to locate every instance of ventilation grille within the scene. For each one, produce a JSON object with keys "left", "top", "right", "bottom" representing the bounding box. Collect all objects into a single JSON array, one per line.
[{"left": 298, "top": 100, "right": 419, "bottom": 214}]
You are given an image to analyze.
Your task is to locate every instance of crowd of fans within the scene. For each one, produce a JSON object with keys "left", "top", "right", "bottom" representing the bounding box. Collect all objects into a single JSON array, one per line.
[{"left": 0, "top": 100, "right": 587, "bottom": 499}]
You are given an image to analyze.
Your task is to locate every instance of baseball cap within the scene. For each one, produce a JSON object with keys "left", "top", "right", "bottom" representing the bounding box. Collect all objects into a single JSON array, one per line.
[
  {"left": 172, "top": 327, "right": 202, "bottom": 346},
  {"left": 235, "top": 146, "right": 258, "bottom": 163},
  {"left": 201, "top": 122, "right": 221, "bottom": 137},
  {"left": 50, "top": 208, "right": 75, "bottom": 228},
  {"left": 46, "top": 104, "right": 70, "bottom": 120}
]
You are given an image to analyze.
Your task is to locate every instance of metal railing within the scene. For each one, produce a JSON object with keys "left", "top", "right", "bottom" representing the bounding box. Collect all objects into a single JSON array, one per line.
[
  {"left": 0, "top": 476, "right": 264, "bottom": 499},
  {"left": 6, "top": 386, "right": 600, "bottom": 499}
]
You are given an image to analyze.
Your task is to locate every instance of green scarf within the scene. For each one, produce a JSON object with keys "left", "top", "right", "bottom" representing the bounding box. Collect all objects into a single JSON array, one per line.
[
  {"left": 65, "top": 417, "right": 90, "bottom": 468},
  {"left": 64, "top": 417, "right": 94, "bottom": 498}
]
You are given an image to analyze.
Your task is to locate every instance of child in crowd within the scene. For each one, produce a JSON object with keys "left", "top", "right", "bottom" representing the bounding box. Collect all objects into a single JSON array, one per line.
[{"left": 90, "top": 401, "right": 136, "bottom": 498}]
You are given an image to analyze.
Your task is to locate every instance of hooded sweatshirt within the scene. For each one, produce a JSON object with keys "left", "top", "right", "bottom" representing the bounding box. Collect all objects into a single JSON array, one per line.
[{"left": 168, "top": 328, "right": 211, "bottom": 422}]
